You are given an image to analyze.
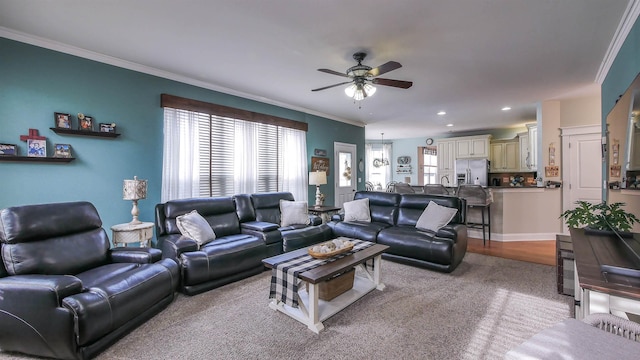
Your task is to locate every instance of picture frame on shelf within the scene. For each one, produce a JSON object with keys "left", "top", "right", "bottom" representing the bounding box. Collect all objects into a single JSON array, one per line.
[
  {"left": 99, "top": 123, "right": 116, "bottom": 133},
  {"left": 27, "top": 139, "right": 46, "bottom": 157},
  {"left": 0, "top": 143, "right": 17, "bottom": 156},
  {"left": 54, "top": 112, "right": 71, "bottom": 129},
  {"left": 78, "top": 114, "right": 93, "bottom": 131},
  {"left": 53, "top": 144, "right": 72, "bottom": 158}
]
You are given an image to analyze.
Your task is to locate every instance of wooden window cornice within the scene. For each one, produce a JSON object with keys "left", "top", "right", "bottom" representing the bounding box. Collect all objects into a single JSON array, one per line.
[{"left": 161, "top": 93, "right": 308, "bottom": 132}]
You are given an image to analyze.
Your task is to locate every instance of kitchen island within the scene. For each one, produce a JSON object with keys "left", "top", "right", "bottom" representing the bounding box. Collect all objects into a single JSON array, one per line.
[{"left": 480, "top": 186, "right": 562, "bottom": 241}]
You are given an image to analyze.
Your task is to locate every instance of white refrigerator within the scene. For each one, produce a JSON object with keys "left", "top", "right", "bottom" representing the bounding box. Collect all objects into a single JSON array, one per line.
[{"left": 455, "top": 158, "right": 489, "bottom": 186}]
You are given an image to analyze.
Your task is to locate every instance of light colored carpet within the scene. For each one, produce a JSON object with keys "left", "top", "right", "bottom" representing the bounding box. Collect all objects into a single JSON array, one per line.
[{"left": 1, "top": 253, "right": 573, "bottom": 360}]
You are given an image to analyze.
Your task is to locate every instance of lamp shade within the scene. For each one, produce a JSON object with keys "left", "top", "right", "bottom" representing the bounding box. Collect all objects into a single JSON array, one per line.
[
  {"left": 123, "top": 176, "right": 147, "bottom": 200},
  {"left": 309, "top": 171, "right": 327, "bottom": 186}
]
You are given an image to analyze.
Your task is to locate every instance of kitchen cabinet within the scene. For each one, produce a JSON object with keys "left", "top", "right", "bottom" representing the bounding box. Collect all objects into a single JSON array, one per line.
[
  {"left": 490, "top": 140, "right": 519, "bottom": 171},
  {"left": 527, "top": 124, "right": 538, "bottom": 171},
  {"left": 519, "top": 132, "right": 531, "bottom": 171},
  {"left": 436, "top": 140, "right": 455, "bottom": 172},
  {"left": 436, "top": 139, "right": 455, "bottom": 186},
  {"left": 455, "top": 135, "right": 490, "bottom": 158}
]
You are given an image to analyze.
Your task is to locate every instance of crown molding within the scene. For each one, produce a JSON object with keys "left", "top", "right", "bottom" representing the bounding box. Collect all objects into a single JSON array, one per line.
[
  {"left": 595, "top": 0, "right": 640, "bottom": 84},
  {"left": 0, "top": 27, "right": 365, "bottom": 128}
]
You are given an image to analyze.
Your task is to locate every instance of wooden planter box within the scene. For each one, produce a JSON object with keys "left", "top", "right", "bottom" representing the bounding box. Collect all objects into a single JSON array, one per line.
[{"left": 308, "top": 267, "right": 355, "bottom": 301}]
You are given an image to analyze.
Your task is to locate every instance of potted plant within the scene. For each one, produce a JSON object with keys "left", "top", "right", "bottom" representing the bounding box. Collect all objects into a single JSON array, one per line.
[{"left": 560, "top": 200, "right": 639, "bottom": 234}]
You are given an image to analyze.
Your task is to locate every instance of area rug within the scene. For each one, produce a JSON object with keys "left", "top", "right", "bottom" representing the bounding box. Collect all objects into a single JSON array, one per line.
[{"left": 1, "top": 253, "right": 573, "bottom": 360}]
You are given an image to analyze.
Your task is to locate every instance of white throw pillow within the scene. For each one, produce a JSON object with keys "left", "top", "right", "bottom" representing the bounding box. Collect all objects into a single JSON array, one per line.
[
  {"left": 343, "top": 198, "right": 371, "bottom": 222},
  {"left": 176, "top": 210, "right": 216, "bottom": 246},
  {"left": 415, "top": 201, "right": 458, "bottom": 232},
  {"left": 280, "top": 200, "right": 310, "bottom": 227}
]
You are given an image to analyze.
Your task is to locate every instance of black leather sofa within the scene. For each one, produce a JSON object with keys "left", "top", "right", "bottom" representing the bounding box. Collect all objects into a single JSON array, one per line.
[
  {"left": 155, "top": 192, "right": 332, "bottom": 295},
  {"left": 329, "top": 191, "right": 468, "bottom": 272},
  {"left": 0, "top": 201, "right": 179, "bottom": 360}
]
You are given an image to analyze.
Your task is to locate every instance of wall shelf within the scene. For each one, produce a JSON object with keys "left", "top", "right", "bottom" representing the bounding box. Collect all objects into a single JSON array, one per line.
[
  {"left": 0, "top": 156, "right": 75, "bottom": 163},
  {"left": 50, "top": 127, "right": 120, "bottom": 138}
]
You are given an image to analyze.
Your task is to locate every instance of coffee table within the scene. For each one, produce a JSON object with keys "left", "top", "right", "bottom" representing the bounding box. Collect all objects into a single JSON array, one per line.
[{"left": 262, "top": 242, "right": 388, "bottom": 333}]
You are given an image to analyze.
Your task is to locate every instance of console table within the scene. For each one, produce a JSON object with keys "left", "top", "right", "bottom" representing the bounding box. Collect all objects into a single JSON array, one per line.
[{"left": 571, "top": 228, "right": 640, "bottom": 320}]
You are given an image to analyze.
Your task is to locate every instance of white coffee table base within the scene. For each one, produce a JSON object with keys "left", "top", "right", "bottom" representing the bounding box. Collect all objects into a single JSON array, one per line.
[{"left": 269, "top": 254, "right": 385, "bottom": 333}]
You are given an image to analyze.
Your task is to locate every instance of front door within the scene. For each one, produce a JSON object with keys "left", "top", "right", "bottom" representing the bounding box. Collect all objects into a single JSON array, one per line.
[
  {"left": 561, "top": 126, "right": 602, "bottom": 233},
  {"left": 334, "top": 142, "right": 357, "bottom": 208}
]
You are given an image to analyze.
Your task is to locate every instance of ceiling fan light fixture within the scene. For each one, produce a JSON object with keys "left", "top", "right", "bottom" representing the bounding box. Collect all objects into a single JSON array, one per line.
[{"left": 345, "top": 83, "right": 376, "bottom": 101}]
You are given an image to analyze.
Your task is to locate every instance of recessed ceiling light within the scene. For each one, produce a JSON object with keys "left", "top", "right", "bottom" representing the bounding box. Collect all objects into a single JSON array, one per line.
[
  {"left": 437, "top": 111, "right": 446, "bottom": 116},
  {"left": 501, "top": 106, "right": 512, "bottom": 111},
  {"left": 446, "top": 123, "right": 454, "bottom": 127}
]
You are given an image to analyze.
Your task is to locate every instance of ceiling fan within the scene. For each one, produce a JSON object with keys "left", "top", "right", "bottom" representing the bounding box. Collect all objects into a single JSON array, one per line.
[{"left": 312, "top": 52, "right": 413, "bottom": 101}]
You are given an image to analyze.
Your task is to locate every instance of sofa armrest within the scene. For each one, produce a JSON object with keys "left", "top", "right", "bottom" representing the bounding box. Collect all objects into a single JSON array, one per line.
[
  {"left": 161, "top": 234, "right": 199, "bottom": 261},
  {"left": 309, "top": 214, "right": 322, "bottom": 226},
  {"left": 109, "top": 247, "right": 162, "bottom": 264},
  {"left": 0, "top": 275, "right": 83, "bottom": 305},
  {"left": 0, "top": 275, "right": 82, "bottom": 358},
  {"left": 241, "top": 221, "right": 279, "bottom": 232},
  {"left": 437, "top": 223, "right": 467, "bottom": 242},
  {"left": 331, "top": 213, "right": 345, "bottom": 222}
]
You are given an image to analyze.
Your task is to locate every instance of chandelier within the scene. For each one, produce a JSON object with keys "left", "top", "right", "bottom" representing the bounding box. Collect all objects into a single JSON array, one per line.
[{"left": 373, "top": 132, "right": 390, "bottom": 168}]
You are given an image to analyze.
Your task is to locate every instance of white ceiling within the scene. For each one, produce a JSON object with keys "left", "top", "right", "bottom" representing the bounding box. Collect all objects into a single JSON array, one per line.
[{"left": 0, "top": 0, "right": 632, "bottom": 140}]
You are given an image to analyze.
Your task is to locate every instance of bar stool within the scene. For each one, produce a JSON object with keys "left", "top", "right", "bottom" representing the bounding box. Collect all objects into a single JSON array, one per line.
[
  {"left": 423, "top": 184, "right": 450, "bottom": 195},
  {"left": 457, "top": 184, "right": 492, "bottom": 246}
]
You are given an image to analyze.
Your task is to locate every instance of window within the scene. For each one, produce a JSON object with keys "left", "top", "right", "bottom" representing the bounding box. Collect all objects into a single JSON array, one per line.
[
  {"left": 161, "top": 94, "right": 307, "bottom": 202},
  {"left": 419, "top": 146, "right": 438, "bottom": 185},
  {"left": 365, "top": 142, "right": 392, "bottom": 190}
]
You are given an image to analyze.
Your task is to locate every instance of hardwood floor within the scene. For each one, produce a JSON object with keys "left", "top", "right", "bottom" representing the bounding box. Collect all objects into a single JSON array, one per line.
[{"left": 467, "top": 237, "right": 556, "bottom": 266}]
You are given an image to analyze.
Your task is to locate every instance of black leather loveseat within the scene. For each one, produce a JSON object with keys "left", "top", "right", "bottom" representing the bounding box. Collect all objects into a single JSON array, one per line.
[
  {"left": 329, "top": 191, "right": 468, "bottom": 272},
  {"left": 155, "top": 192, "right": 332, "bottom": 295},
  {"left": 0, "top": 201, "right": 179, "bottom": 360}
]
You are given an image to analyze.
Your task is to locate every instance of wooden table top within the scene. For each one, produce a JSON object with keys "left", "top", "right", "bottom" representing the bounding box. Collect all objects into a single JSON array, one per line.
[
  {"left": 570, "top": 228, "right": 640, "bottom": 300},
  {"left": 262, "top": 243, "right": 388, "bottom": 284}
]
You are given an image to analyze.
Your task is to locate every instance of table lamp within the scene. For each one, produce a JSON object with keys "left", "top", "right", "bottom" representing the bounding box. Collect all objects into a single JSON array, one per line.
[
  {"left": 309, "top": 171, "right": 327, "bottom": 207},
  {"left": 123, "top": 176, "right": 147, "bottom": 224}
]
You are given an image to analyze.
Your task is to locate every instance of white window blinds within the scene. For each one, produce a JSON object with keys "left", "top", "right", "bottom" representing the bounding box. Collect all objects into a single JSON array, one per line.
[{"left": 162, "top": 108, "right": 307, "bottom": 202}]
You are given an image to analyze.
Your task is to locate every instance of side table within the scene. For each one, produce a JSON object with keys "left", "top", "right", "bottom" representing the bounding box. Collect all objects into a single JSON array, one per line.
[
  {"left": 111, "top": 222, "right": 154, "bottom": 247},
  {"left": 308, "top": 205, "right": 341, "bottom": 224}
]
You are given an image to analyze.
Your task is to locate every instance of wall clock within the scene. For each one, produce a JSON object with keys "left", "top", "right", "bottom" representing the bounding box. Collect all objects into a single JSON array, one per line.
[{"left": 426, "top": 138, "right": 434, "bottom": 145}]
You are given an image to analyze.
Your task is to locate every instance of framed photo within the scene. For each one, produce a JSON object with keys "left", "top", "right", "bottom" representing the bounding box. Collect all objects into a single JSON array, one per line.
[
  {"left": 79, "top": 115, "right": 93, "bottom": 131},
  {"left": 27, "top": 139, "right": 47, "bottom": 157},
  {"left": 0, "top": 143, "right": 17, "bottom": 156},
  {"left": 99, "top": 123, "right": 117, "bottom": 133},
  {"left": 54, "top": 112, "right": 71, "bottom": 129},
  {"left": 53, "top": 143, "right": 72, "bottom": 158},
  {"left": 311, "top": 156, "right": 330, "bottom": 176}
]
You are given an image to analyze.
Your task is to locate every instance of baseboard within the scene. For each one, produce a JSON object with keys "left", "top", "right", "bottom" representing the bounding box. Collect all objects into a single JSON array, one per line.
[{"left": 467, "top": 229, "right": 557, "bottom": 242}]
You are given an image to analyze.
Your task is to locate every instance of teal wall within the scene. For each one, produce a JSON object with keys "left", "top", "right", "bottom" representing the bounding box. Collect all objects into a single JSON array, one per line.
[
  {"left": 602, "top": 15, "right": 640, "bottom": 118},
  {"left": 601, "top": 15, "right": 639, "bottom": 200},
  {"left": 0, "top": 38, "right": 364, "bottom": 239}
]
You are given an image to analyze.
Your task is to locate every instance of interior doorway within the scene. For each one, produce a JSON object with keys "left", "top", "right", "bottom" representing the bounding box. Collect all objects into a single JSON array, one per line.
[{"left": 561, "top": 125, "right": 602, "bottom": 233}]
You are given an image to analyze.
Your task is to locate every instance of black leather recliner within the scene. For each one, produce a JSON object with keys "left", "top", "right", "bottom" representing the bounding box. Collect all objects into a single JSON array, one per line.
[
  {"left": 0, "top": 201, "right": 179, "bottom": 360},
  {"left": 235, "top": 192, "right": 333, "bottom": 252}
]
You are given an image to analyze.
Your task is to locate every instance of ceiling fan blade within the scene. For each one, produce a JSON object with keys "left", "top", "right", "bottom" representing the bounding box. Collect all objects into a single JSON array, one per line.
[
  {"left": 311, "top": 81, "right": 353, "bottom": 92},
  {"left": 367, "top": 61, "right": 402, "bottom": 77},
  {"left": 372, "top": 78, "right": 413, "bottom": 89},
  {"left": 317, "top": 68, "right": 349, "bottom": 78}
]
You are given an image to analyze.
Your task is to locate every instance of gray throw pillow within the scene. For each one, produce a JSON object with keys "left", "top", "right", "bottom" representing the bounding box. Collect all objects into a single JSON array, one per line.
[
  {"left": 280, "top": 200, "right": 310, "bottom": 227},
  {"left": 416, "top": 201, "right": 458, "bottom": 232},
  {"left": 176, "top": 210, "right": 216, "bottom": 246},
  {"left": 343, "top": 198, "right": 371, "bottom": 222}
]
